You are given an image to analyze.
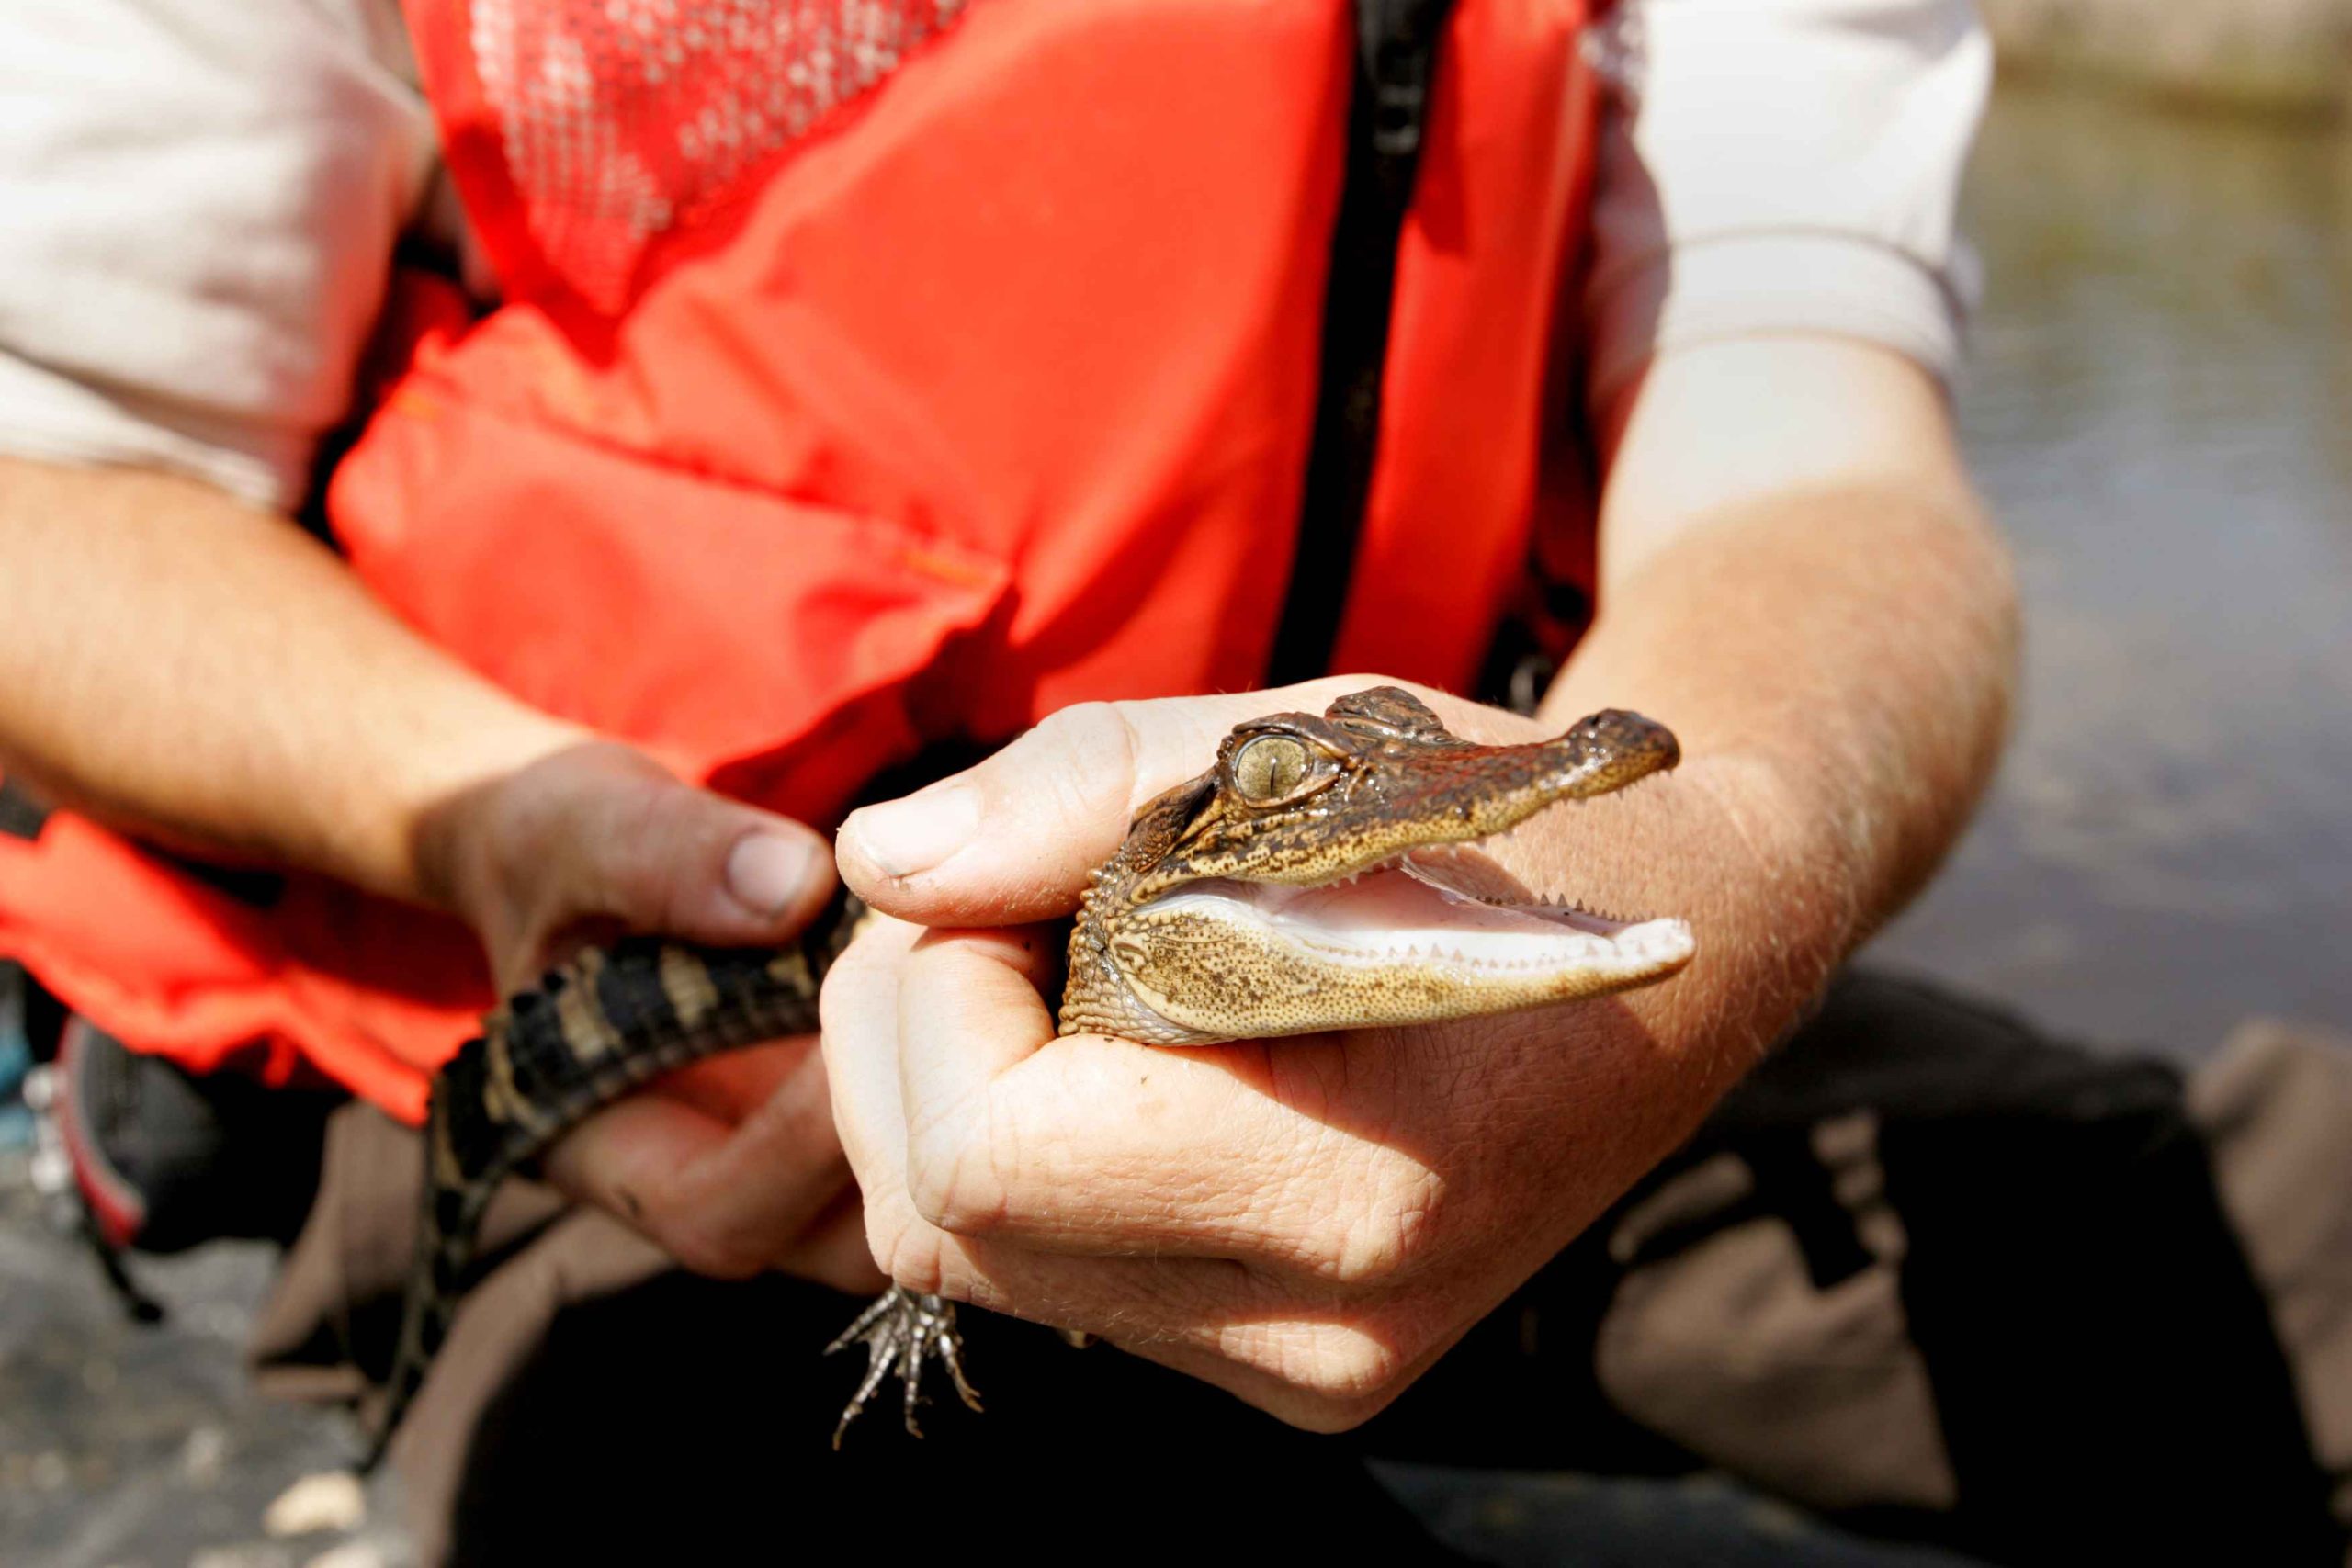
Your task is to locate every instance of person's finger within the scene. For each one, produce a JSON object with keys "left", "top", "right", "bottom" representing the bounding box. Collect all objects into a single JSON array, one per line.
[
  {"left": 1103, "top": 1296, "right": 1464, "bottom": 1433},
  {"left": 654, "top": 1035, "right": 851, "bottom": 1277},
  {"left": 546, "top": 1032, "right": 850, "bottom": 1279},
  {"left": 837, "top": 679, "right": 1397, "bottom": 926},
  {"left": 822, "top": 921, "right": 1442, "bottom": 1409},
  {"left": 893, "top": 924, "right": 1059, "bottom": 1134},
  {"left": 887, "top": 922, "right": 1184, "bottom": 1245},
  {"left": 887, "top": 928, "right": 1442, "bottom": 1278},
  {"left": 882, "top": 1218, "right": 1436, "bottom": 1431},
  {"left": 541, "top": 1094, "right": 738, "bottom": 1258},
  {"left": 656, "top": 1041, "right": 807, "bottom": 1122},
  {"left": 566, "top": 763, "right": 837, "bottom": 948},
  {"left": 444, "top": 743, "right": 840, "bottom": 990},
  {"left": 771, "top": 1194, "right": 888, "bottom": 1295},
  {"left": 819, "top": 915, "right": 921, "bottom": 1190}
]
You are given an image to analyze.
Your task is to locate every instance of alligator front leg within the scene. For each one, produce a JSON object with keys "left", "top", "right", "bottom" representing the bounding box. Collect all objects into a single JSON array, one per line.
[{"left": 825, "top": 1285, "right": 983, "bottom": 1447}]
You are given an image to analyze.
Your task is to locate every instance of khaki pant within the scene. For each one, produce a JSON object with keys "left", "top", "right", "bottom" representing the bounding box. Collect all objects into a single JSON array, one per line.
[{"left": 254, "top": 975, "right": 2352, "bottom": 1566}]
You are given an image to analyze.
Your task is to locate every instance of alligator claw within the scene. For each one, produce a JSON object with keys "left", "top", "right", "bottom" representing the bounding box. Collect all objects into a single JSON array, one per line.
[{"left": 825, "top": 1285, "right": 981, "bottom": 1448}]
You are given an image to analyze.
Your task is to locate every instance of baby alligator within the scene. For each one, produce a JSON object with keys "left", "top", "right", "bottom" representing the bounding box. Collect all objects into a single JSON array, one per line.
[{"left": 365, "top": 687, "right": 1691, "bottom": 1464}]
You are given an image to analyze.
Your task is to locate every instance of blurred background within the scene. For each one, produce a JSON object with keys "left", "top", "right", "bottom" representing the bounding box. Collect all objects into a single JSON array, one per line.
[
  {"left": 1874, "top": 24, "right": 2352, "bottom": 1055},
  {"left": 5, "top": 6, "right": 2350, "bottom": 1563}
]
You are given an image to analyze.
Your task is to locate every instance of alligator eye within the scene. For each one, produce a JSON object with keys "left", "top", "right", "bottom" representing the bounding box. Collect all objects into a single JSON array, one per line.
[{"left": 1230, "top": 735, "right": 1319, "bottom": 803}]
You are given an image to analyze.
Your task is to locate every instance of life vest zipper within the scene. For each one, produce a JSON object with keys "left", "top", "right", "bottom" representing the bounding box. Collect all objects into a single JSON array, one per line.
[{"left": 1266, "top": 0, "right": 1458, "bottom": 686}]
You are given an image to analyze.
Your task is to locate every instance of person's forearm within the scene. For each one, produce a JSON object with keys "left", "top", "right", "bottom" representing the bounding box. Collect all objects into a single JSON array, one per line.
[
  {"left": 0, "top": 456, "right": 585, "bottom": 904},
  {"left": 1544, "top": 479, "right": 2015, "bottom": 935},
  {"left": 1535, "top": 340, "right": 2018, "bottom": 1060},
  {"left": 1536, "top": 479, "right": 2015, "bottom": 1082}
]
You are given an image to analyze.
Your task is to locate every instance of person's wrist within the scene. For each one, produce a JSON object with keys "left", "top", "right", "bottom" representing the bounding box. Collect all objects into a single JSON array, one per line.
[
  {"left": 1668, "top": 749, "right": 1865, "bottom": 1055},
  {"left": 1506, "top": 743, "right": 1854, "bottom": 1073},
  {"left": 1415, "top": 750, "right": 1854, "bottom": 1286}
]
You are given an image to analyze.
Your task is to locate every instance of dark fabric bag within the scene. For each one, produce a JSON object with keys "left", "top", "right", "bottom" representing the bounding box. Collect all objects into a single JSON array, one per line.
[{"left": 1371, "top": 971, "right": 2352, "bottom": 1566}]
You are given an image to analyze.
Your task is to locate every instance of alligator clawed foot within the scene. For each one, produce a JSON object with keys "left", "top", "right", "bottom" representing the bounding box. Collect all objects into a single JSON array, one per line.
[{"left": 825, "top": 1285, "right": 981, "bottom": 1448}]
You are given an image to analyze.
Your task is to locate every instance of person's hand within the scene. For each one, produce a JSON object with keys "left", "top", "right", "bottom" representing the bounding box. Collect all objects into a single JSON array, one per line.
[
  {"left": 416, "top": 739, "right": 881, "bottom": 1292},
  {"left": 821, "top": 678, "right": 1835, "bottom": 1428}
]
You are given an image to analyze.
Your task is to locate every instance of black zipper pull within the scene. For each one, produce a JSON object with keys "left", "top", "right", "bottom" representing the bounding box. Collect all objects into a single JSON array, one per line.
[{"left": 1361, "top": 0, "right": 1450, "bottom": 170}]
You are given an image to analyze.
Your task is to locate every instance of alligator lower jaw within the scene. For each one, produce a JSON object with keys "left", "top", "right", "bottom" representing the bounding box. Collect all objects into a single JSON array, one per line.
[
  {"left": 1148, "top": 851, "right": 1693, "bottom": 982},
  {"left": 1086, "top": 847, "right": 1693, "bottom": 1045}
]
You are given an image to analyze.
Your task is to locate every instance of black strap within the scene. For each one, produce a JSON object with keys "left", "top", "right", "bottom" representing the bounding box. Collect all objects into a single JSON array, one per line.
[{"left": 1265, "top": 0, "right": 1457, "bottom": 686}]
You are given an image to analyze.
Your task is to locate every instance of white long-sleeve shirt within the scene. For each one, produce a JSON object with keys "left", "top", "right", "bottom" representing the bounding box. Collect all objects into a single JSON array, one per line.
[{"left": 0, "top": 0, "right": 1991, "bottom": 513}]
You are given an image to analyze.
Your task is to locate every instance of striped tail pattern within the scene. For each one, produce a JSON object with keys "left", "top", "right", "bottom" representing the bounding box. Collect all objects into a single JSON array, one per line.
[{"left": 360, "top": 917, "right": 843, "bottom": 1471}]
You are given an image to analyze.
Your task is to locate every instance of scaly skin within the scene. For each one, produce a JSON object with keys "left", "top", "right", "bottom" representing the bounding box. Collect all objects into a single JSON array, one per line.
[
  {"left": 1060, "top": 686, "right": 1692, "bottom": 1043},
  {"left": 366, "top": 687, "right": 1692, "bottom": 1466}
]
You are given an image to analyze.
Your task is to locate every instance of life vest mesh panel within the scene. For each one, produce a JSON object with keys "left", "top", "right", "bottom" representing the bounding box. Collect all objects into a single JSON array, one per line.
[{"left": 467, "top": 0, "right": 969, "bottom": 310}]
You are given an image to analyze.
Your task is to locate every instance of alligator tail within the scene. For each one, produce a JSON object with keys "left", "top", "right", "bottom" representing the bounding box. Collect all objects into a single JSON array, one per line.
[
  {"left": 357, "top": 926, "right": 841, "bottom": 1471},
  {"left": 360, "top": 1059, "right": 505, "bottom": 1472}
]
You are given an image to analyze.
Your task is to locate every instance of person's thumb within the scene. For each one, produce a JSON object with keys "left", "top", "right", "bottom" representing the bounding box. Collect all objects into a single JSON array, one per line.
[
  {"left": 836, "top": 682, "right": 1386, "bottom": 927},
  {"left": 563, "top": 763, "right": 836, "bottom": 949},
  {"left": 431, "top": 741, "right": 835, "bottom": 994}
]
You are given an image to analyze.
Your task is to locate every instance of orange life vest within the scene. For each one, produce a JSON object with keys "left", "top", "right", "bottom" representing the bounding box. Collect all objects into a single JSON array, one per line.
[{"left": 0, "top": 0, "right": 1604, "bottom": 1123}]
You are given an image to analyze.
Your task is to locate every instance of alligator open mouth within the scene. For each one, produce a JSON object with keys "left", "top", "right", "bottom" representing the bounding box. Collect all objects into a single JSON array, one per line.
[
  {"left": 1131, "top": 846, "right": 1691, "bottom": 993},
  {"left": 1097, "top": 842, "right": 1693, "bottom": 1045},
  {"left": 1057, "top": 689, "right": 1699, "bottom": 1047}
]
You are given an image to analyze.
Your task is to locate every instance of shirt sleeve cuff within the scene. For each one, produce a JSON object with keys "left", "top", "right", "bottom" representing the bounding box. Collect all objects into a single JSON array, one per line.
[
  {"left": 1586, "top": 231, "right": 1975, "bottom": 412},
  {"left": 0, "top": 348, "right": 305, "bottom": 513}
]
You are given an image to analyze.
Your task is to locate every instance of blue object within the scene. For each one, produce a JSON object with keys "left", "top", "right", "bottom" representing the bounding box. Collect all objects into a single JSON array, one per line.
[{"left": 0, "top": 959, "right": 34, "bottom": 1149}]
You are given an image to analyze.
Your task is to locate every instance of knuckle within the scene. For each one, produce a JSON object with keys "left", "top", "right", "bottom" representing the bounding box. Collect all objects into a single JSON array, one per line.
[
  {"left": 1025, "top": 702, "right": 1130, "bottom": 784},
  {"left": 1306, "top": 1326, "right": 1408, "bottom": 1404},
  {"left": 865, "top": 1203, "right": 947, "bottom": 1296},
  {"left": 596, "top": 773, "right": 688, "bottom": 912},
  {"left": 1278, "top": 1323, "right": 1412, "bottom": 1419},
  {"left": 1324, "top": 1166, "right": 1444, "bottom": 1286},
  {"left": 1261, "top": 1129, "right": 1442, "bottom": 1287},
  {"left": 1029, "top": 701, "right": 1141, "bottom": 818},
  {"left": 814, "top": 944, "right": 879, "bottom": 1034},
  {"left": 1282, "top": 1389, "right": 1393, "bottom": 1435},
  {"left": 1240, "top": 1319, "right": 1412, "bottom": 1415},
  {"left": 1031, "top": 700, "right": 1122, "bottom": 749},
  {"left": 904, "top": 1117, "right": 1010, "bottom": 1236}
]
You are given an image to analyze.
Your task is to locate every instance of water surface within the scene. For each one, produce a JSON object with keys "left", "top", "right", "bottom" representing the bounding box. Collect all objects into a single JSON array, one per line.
[{"left": 1872, "top": 85, "right": 2352, "bottom": 1060}]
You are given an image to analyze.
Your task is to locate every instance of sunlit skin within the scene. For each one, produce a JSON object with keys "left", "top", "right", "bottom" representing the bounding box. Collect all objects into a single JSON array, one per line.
[
  {"left": 0, "top": 335, "right": 2016, "bottom": 1429},
  {"left": 824, "top": 340, "right": 2014, "bottom": 1430}
]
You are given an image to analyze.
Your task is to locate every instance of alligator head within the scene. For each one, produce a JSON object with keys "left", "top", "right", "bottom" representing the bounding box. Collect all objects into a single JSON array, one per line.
[{"left": 1057, "top": 687, "right": 1695, "bottom": 1045}]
